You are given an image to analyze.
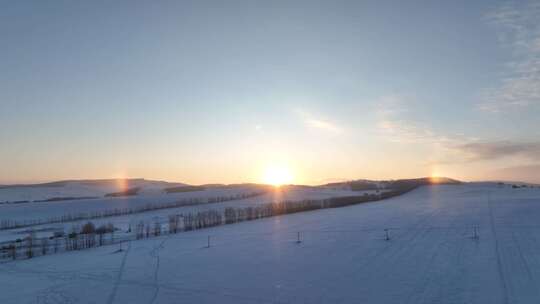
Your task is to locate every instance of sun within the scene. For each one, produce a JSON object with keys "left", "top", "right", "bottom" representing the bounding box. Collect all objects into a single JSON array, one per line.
[{"left": 263, "top": 165, "right": 294, "bottom": 186}]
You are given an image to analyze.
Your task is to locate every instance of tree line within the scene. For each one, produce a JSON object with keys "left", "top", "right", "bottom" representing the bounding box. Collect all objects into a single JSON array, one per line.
[
  {"left": 0, "top": 184, "right": 418, "bottom": 261},
  {"left": 0, "top": 190, "right": 266, "bottom": 231}
]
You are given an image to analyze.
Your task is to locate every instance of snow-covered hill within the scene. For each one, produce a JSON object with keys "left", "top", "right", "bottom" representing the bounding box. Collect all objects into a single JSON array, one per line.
[
  {"left": 0, "top": 179, "right": 188, "bottom": 203},
  {"left": 2, "top": 182, "right": 540, "bottom": 303},
  {"left": 0, "top": 185, "right": 365, "bottom": 242},
  {"left": 0, "top": 177, "right": 461, "bottom": 204}
]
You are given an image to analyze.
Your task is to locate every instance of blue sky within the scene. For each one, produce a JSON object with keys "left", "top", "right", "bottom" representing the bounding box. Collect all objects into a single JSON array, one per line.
[{"left": 1, "top": 0, "right": 540, "bottom": 184}]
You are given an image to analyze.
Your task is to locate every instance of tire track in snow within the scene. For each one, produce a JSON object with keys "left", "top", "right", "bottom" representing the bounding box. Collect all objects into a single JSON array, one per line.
[
  {"left": 148, "top": 238, "right": 168, "bottom": 304},
  {"left": 488, "top": 196, "right": 509, "bottom": 304},
  {"left": 150, "top": 281, "right": 294, "bottom": 304},
  {"left": 130, "top": 236, "right": 293, "bottom": 304},
  {"left": 511, "top": 230, "right": 534, "bottom": 280},
  {"left": 404, "top": 205, "right": 469, "bottom": 304},
  {"left": 303, "top": 206, "right": 444, "bottom": 295},
  {"left": 106, "top": 241, "right": 132, "bottom": 304},
  {"left": 36, "top": 284, "right": 75, "bottom": 304}
]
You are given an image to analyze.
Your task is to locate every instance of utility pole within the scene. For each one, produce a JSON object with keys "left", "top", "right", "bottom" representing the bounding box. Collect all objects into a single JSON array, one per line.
[{"left": 472, "top": 225, "right": 479, "bottom": 240}]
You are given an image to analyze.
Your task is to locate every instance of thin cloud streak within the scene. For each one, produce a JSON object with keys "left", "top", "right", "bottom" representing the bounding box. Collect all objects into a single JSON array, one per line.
[
  {"left": 296, "top": 109, "right": 343, "bottom": 134},
  {"left": 375, "top": 95, "right": 540, "bottom": 165},
  {"left": 305, "top": 118, "right": 342, "bottom": 133},
  {"left": 375, "top": 95, "right": 466, "bottom": 146},
  {"left": 490, "top": 164, "right": 540, "bottom": 183},
  {"left": 480, "top": 1, "right": 540, "bottom": 112},
  {"left": 453, "top": 141, "right": 540, "bottom": 162}
]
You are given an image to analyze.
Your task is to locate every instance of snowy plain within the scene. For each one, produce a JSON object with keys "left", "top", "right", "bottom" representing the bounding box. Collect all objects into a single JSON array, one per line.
[
  {"left": 0, "top": 184, "right": 365, "bottom": 242},
  {"left": 0, "top": 179, "right": 185, "bottom": 202},
  {"left": 2, "top": 183, "right": 540, "bottom": 303}
]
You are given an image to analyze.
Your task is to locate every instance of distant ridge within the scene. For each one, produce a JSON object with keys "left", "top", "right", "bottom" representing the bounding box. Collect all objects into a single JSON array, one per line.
[
  {"left": 0, "top": 177, "right": 463, "bottom": 190},
  {"left": 482, "top": 180, "right": 540, "bottom": 187},
  {"left": 0, "top": 178, "right": 186, "bottom": 189},
  {"left": 320, "top": 177, "right": 461, "bottom": 191},
  {"left": 0, "top": 179, "right": 275, "bottom": 204}
]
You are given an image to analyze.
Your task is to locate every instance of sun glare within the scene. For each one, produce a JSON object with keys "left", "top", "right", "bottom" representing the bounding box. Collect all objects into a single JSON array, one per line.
[{"left": 263, "top": 166, "right": 294, "bottom": 186}]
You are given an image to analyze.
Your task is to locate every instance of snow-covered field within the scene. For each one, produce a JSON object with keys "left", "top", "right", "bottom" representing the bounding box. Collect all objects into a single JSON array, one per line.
[
  {"left": 0, "top": 179, "right": 186, "bottom": 203},
  {"left": 2, "top": 183, "right": 540, "bottom": 303},
  {"left": 0, "top": 185, "right": 364, "bottom": 242},
  {"left": 0, "top": 184, "right": 259, "bottom": 223}
]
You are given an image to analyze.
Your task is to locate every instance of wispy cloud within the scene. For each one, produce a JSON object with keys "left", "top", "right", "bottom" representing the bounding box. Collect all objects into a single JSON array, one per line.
[
  {"left": 296, "top": 109, "right": 343, "bottom": 134},
  {"left": 305, "top": 118, "right": 342, "bottom": 133},
  {"left": 490, "top": 164, "right": 540, "bottom": 183},
  {"left": 377, "top": 119, "right": 439, "bottom": 144},
  {"left": 452, "top": 141, "right": 540, "bottom": 162},
  {"left": 375, "top": 95, "right": 463, "bottom": 146},
  {"left": 374, "top": 95, "right": 540, "bottom": 165},
  {"left": 480, "top": 1, "right": 540, "bottom": 112}
]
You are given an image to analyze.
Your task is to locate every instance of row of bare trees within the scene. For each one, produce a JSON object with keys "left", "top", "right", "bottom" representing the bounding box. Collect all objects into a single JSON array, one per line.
[
  {"left": 0, "top": 190, "right": 266, "bottom": 231},
  {"left": 1, "top": 185, "right": 417, "bottom": 261},
  {"left": 1, "top": 222, "right": 117, "bottom": 260}
]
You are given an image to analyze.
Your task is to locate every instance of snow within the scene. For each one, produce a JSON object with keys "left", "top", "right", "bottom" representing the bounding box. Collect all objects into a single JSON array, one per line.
[
  {"left": 0, "top": 185, "right": 363, "bottom": 242},
  {"left": 0, "top": 179, "right": 186, "bottom": 202},
  {"left": 1, "top": 183, "right": 540, "bottom": 303},
  {"left": 0, "top": 185, "right": 255, "bottom": 222}
]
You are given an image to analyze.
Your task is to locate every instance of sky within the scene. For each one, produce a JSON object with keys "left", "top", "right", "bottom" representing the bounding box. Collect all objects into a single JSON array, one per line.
[{"left": 1, "top": 0, "right": 540, "bottom": 185}]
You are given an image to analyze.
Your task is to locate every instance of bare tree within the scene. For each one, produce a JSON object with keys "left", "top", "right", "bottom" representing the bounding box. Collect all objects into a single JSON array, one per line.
[
  {"left": 168, "top": 215, "right": 179, "bottom": 234},
  {"left": 153, "top": 220, "right": 161, "bottom": 237},
  {"left": 136, "top": 221, "right": 145, "bottom": 239},
  {"left": 25, "top": 230, "right": 35, "bottom": 259},
  {"left": 41, "top": 238, "right": 49, "bottom": 255},
  {"left": 8, "top": 243, "right": 16, "bottom": 260},
  {"left": 96, "top": 223, "right": 114, "bottom": 246},
  {"left": 81, "top": 222, "right": 96, "bottom": 234},
  {"left": 53, "top": 236, "right": 59, "bottom": 253}
]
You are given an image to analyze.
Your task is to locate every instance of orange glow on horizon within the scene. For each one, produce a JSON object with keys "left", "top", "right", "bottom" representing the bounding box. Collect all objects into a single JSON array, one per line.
[{"left": 262, "top": 165, "right": 294, "bottom": 187}]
